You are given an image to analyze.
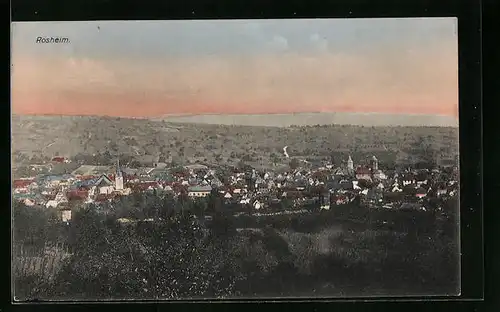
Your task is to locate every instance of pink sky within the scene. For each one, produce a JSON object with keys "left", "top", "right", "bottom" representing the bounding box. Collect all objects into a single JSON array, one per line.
[{"left": 11, "top": 24, "right": 458, "bottom": 118}]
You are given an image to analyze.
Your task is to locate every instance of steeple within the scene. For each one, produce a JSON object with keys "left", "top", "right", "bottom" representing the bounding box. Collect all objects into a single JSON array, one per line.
[
  {"left": 115, "top": 158, "right": 124, "bottom": 190},
  {"left": 347, "top": 155, "right": 354, "bottom": 170},
  {"left": 371, "top": 155, "right": 378, "bottom": 171},
  {"left": 116, "top": 158, "right": 122, "bottom": 177}
]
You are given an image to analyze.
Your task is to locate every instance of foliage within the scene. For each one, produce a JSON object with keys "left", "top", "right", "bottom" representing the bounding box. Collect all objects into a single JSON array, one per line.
[
  {"left": 13, "top": 202, "right": 60, "bottom": 246},
  {"left": 289, "top": 158, "right": 300, "bottom": 170},
  {"left": 13, "top": 192, "right": 460, "bottom": 299}
]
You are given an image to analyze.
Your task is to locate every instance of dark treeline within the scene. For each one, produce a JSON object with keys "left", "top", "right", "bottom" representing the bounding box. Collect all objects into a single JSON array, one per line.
[{"left": 13, "top": 193, "right": 459, "bottom": 300}]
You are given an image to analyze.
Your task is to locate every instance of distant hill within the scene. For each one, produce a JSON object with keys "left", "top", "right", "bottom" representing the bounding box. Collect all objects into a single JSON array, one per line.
[
  {"left": 11, "top": 114, "right": 459, "bottom": 175},
  {"left": 157, "top": 112, "right": 459, "bottom": 127}
]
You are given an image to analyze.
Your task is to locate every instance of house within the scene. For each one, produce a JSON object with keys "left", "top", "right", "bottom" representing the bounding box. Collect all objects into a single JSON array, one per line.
[
  {"left": 401, "top": 175, "right": 416, "bottom": 186},
  {"left": 391, "top": 185, "right": 403, "bottom": 192},
  {"left": 264, "top": 172, "right": 274, "bottom": 180},
  {"left": 187, "top": 185, "right": 212, "bottom": 197},
  {"left": 211, "top": 179, "right": 224, "bottom": 188},
  {"left": 44, "top": 175, "right": 65, "bottom": 187},
  {"left": 332, "top": 167, "right": 352, "bottom": 177},
  {"left": 355, "top": 167, "right": 372, "bottom": 181},
  {"left": 13, "top": 179, "right": 35, "bottom": 190},
  {"left": 352, "top": 180, "right": 362, "bottom": 190},
  {"left": 133, "top": 181, "right": 160, "bottom": 192},
  {"left": 320, "top": 192, "right": 330, "bottom": 210},
  {"left": 23, "top": 198, "right": 36, "bottom": 206},
  {"left": 66, "top": 189, "right": 89, "bottom": 201},
  {"left": 51, "top": 156, "right": 68, "bottom": 163},
  {"left": 253, "top": 200, "right": 262, "bottom": 210},
  {"left": 240, "top": 198, "right": 250, "bottom": 205},
  {"left": 46, "top": 199, "right": 60, "bottom": 208},
  {"left": 255, "top": 177, "right": 265, "bottom": 188},
  {"left": 415, "top": 187, "right": 428, "bottom": 199},
  {"left": 373, "top": 170, "right": 387, "bottom": 180},
  {"left": 163, "top": 185, "right": 174, "bottom": 193},
  {"left": 94, "top": 175, "right": 115, "bottom": 194},
  {"left": 60, "top": 208, "right": 72, "bottom": 223},
  {"left": 436, "top": 188, "right": 448, "bottom": 196},
  {"left": 45, "top": 190, "right": 68, "bottom": 208}
]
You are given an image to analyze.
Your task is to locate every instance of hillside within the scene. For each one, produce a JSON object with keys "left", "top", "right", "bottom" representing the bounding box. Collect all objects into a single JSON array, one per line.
[
  {"left": 156, "top": 112, "right": 459, "bottom": 127},
  {"left": 11, "top": 114, "right": 459, "bottom": 172}
]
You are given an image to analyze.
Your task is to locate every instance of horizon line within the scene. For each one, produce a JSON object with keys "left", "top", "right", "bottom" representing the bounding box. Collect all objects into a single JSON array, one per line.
[{"left": 11, "top": 110, "right": 459, "bottom": 120}]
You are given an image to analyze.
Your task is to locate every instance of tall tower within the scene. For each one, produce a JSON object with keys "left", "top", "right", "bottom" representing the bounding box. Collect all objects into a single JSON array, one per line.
[
  {"left": 115, "top": 158, "right": 124, "bottom": 190},
  {"left": 371, "top": 155, "right": 378, "bottom": 171},
  {"left": 347, "top": 155, "right": 354, "bottom": 171}
]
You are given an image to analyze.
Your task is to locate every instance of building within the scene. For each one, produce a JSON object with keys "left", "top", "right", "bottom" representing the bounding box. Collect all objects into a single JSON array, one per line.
[
  {"left": 355, "top": 167, "right": 372, "bottom": 181},
  {"left": 347, "top": 155, "right": 354, "bottom": 171},
  {"left": 373, "top": 170, "right": 387, "bottom": 180},
  {"left": 115, "top": 159, "right": 124, "bottom": 191},
  {"left": 187, "top": 185, "right": 212, "bottom": 197},
  {"left": 51, "top": 156, "right": 67, "bottom": 163},
  {"left": 45, "top": 190, "right": 68, "bottom": 208},
  {"left": 320, "top": 192, "right": 330, "bottom": 210},
  {"left": 60, "top": 208, "right": 72, "bottom": 223},
  {"left": 415, "top": 188, "right": 428, "bottom": 199},
  {"left": 370, "top": 155, "right": 378, "bottom": 171},
  {"left": 253, "top": 200, "right": 262, "bottom": 210},
  {"left": 94, "top": 175, "right": 114, "bottom": 194}
]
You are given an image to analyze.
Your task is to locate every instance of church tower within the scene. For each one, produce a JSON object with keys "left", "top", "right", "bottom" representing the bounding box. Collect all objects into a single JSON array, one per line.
[
  {"left": 115, "top": 158, "right": 124, "bottom": 190},
  {"left": 347, "top": 155, "right": 354, "bottom": 171},
  {"left": 371, "top": 155, "right": 378, "bottom": 171}
]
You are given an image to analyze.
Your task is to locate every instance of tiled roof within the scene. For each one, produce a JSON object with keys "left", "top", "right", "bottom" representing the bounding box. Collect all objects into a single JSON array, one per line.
[
  {"left": 188, "top": 185, "right": 212, "bottom": 192},
  {"left": 355, "top": 167, "right": 371, "bottom": 174}
]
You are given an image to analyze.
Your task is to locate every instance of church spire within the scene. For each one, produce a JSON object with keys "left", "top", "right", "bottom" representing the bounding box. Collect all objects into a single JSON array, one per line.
[
  {"left": 115, "top": 157, "right": 124, "bottom": 190},
  {"left": 347, "top": 155, "right": 354, "bottom": 170},
  {"left": 116, "top": 158, "right": 122, "bottom": 177}
]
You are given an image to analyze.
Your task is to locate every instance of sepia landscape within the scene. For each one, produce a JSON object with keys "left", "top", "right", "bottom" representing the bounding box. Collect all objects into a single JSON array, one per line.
[{"left": 11, "top": 18, "right": 459, "bottom": 300}]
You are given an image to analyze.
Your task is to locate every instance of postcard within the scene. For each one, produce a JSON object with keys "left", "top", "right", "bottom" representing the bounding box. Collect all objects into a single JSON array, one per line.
[{"left": 11, "top": 18, "right": 459, "bottom": 301}]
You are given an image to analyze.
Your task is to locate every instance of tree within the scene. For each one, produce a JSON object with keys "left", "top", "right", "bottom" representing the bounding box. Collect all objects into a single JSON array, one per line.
[
  {"left": 160, "top": 194, "right": 176, "bottom": 219},
  {"left": 270, "top": 153, "right": 279, "bottom": 166},
  {"left": 289, "top": 158, "right": 300, "bottom": 170},
  {"left": 13, "top": 202, "right": 58, "bottom": 247}
]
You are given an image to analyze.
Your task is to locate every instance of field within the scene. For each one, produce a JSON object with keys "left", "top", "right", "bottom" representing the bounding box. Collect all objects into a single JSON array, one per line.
[{"left": 11, "top": 114, "right": 458, "bottom": 173}]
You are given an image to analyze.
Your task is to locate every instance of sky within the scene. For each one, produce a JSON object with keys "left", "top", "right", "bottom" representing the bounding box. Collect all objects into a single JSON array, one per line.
[{"left": 11, "top": 18, "right": 458, "bottom": 118}]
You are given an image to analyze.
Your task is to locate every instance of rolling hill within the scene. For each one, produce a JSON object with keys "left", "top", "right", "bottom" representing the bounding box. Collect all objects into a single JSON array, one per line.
[{"left": 156, "top": 112, "right": 459, "bottom": 127}]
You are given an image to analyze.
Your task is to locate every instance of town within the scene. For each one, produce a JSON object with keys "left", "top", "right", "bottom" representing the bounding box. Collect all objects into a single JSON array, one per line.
[{"left": 12, "top": 151, "right": 459, "bottom": 224}]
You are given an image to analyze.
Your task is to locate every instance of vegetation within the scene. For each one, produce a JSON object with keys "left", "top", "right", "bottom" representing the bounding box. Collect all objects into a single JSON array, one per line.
[
  {"left": 11, "top": 116, "right": 458, "bottom": 176},
  {"left": 13, "top": 194, "right": 459, "bottom": 300},
  {"left": 11, "top": 115, "right": 459, "bottom": 299}
]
